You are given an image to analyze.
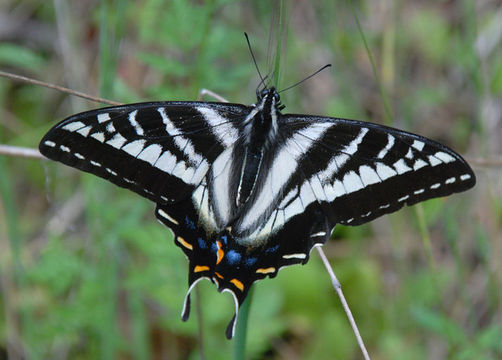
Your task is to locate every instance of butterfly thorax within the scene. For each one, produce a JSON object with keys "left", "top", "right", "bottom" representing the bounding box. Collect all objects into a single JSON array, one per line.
[{"left": 236, "top": 87, "right": 281, "bottom": 207}]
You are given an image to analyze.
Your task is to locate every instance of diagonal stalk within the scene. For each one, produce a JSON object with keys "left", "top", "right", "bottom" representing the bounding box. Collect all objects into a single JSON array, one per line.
[{"left": 316, "top": 246, "right": 371, "bottom": 360}]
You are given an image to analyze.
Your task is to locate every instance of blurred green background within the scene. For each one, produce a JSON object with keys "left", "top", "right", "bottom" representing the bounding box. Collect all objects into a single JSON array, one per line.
[{"left": 0, "top": 1, "right": 500, "bottom": 359}]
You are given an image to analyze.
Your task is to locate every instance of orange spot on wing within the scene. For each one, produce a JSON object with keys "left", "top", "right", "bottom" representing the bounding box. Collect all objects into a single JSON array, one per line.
[
  {"left": 194, "top": 265, "right": 210, "bottom": 273},
  {"left": 215, "top": 272, "right": 224, "bottom": 279},
  {"left": 216, "top": 241, "right": 224, "bottom": 264},
  {"left": 256, "top": 267, "right": 276, "bottom": 274},
  {"left": 176, "top": 236, "right": 193, "bottom": 250},
  {"left": 230, "top": 278, "right": 244, "bottom": 291}
]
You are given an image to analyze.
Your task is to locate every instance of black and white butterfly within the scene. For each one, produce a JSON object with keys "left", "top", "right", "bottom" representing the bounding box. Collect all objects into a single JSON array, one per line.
[{"left": 39, "top": 84, "right": 475, "bottom": 339}]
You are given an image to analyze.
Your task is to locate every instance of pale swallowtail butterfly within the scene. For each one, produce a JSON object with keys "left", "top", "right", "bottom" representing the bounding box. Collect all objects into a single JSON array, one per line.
[{"left": 40, "top": 84, "right": 475, "bottom": 339}]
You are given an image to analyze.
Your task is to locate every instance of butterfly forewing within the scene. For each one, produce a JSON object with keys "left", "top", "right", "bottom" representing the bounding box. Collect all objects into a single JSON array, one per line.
[
  {"left": 40, "top": 101, "right": 251, "bottom": 204},
  {"left": 264, "top": 115, "right": 475, "bottom": 230}
]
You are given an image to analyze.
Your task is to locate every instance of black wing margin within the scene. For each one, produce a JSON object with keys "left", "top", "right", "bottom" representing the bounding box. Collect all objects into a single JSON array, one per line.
[{"left": 39, "top": 101, "right": 250, "bottom": 204}]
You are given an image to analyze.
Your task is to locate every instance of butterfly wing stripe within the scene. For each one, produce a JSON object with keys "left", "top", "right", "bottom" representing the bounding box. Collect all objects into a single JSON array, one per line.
[
  {"left": 237, "top": 122, "right": 332, "bottom": 231},
  {"left": 107, "top": 133, "right": 128, "bottom": 149},
  {"left": 275, "top": 125, "right": 371, "bottom": 215},
  {"left": 192, "top": 184, "right": 219, "bottom": 230},
  {"left": 127, "top": 110, "right": 143, "bottom": 135},
  {"left": 318, "top": 127, "right": 369, "bottom": 180},
  {"left": 413, "top": 159, "right": 428, "bottom": 170},
  {"left": 209, "top": 147, "right": 234, "bottom": 225},
  {"left": 433, "top": 151, "right": 456, "bottom": 163},
  {"left": 359, "top": 165, "right": 381, "bottom": 186},
  {"left": 412, "top": 140, "right": 425, "bottom": 151},
  {"left": 377, "top": 134, "right": 395, "bottom": 158},
  {"left": 342, "top": 171, "right": 364, "bottom": 193},
  {"left": 393, "top": 158, "right": 412, "bottom": 174},
  {"left": 122, "top": 139, "right": 146, "bottom": 157},
  {"left": 77, "top": 126, "right": 92, "bottom": 137},
  {"left": 90, "top": 132, "right": 106, "bottom": 142},
  {"left": 62, "top": 121, "right": 86, "bottom": 132},
  {"left": 157, "top": 108, "right": 205, "bottom": 166},
  {"left": 138, "top": 144, "right": 163, "bottom": 165},
  {"left": 97, "top": 113, "right": 111, "bottom": 123},
  {"left": 281, "top": 133, "right": 331, "bottom": 213},
  {"left": 196, "top": 106, "right": 239, "bottom": 147},
  {"left": 274, "top": 131, "right": 371, "bottom": 228},
  {"left": 376, "top": 163, "right": 397, "bottom": 180}
]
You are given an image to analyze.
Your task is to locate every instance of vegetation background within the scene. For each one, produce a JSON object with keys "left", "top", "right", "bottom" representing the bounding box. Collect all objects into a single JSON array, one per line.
[{"left": 0, "top": 0, "right": 500, "bottom": 359}]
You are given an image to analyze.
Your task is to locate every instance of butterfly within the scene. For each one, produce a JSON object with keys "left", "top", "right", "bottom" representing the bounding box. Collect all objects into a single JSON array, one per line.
[{"left": 39, "top": 84, "right": 475, "bottom": 338}]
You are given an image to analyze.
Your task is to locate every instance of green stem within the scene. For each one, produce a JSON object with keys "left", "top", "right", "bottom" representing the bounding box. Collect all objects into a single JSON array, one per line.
[
  {"left": 0, "top": 156, "right": 31, "bottom": 357},
  {"left": 349, "top": 0, "right": 393, "bottom": 125},
  {"left": 273, "top": 0, "right": 286, "bottom": 87},
  {"left": 414, "top": 204, "right": 436, "bottom": 271},
  {"left": 96, "top": 3, "right": 125, "bottom": 358},
  {"left": 99, "top": 0, "right": 126, "bottom": 99},
  {"left": 234, "top": 287, "right": 254, "bottom": 360},
  {"left": 0, "top": 157, "right": 22, "bottom": 277},
  {"left": 99, "top": 0, "right": 112, "bottom": 98}
]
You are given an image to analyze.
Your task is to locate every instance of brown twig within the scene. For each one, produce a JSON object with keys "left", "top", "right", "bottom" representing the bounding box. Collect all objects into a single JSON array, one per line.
[
  {"left": 316, "top": 246, "right": 371, "bottom": 360},
  {"left": 0, "top": 145, "right": 45, "bottom": 160},
  {"left": 0, "top": 70, "right": 122, "bottom": 106},
  {"left": 467, "top": 157, "right": 502, "bottom": 168}
]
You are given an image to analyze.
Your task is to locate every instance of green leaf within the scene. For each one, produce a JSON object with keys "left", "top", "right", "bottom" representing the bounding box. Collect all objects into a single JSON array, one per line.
[
  {"left": 0, "top": 43, "right": 46, "bottom": 70},
  {"left": 410, "top": 306, "right": 466, "bottom": 344}
]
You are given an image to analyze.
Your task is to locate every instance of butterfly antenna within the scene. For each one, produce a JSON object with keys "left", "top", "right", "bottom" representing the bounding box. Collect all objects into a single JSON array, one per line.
[
  {"left": 256, "top": 74, "right": 269, "bottom": 91},
  {"left": 245, "top": 33, "right": 265, "bottom": 86},
  {"left": 278, "top": 64, "right": 332, "bottom": 94}
]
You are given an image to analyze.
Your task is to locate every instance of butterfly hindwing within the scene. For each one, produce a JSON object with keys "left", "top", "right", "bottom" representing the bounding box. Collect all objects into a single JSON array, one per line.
[
  {"left": 40, "top": 101, "right": 251, "bottom": 203},
  {"left": 155, "top": 196, "right": 331, "bottom": 339}
]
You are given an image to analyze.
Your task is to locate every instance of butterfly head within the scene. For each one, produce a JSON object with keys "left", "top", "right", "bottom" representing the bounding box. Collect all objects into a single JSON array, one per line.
[{"left": 256, "top": 86, "right": 285, "bottom": 112}]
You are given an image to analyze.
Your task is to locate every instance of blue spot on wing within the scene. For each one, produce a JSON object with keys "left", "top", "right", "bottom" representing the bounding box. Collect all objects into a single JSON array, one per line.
[
  {"left": 198, "top": 238, "right": 207, "bottom": 249},
  {"left": 265, "top": 244, "right": 279, "bottom": 254},
  {"left": 226, "top": 250, "right": 241, "bottom": 265},
  {"left": 245, "top": 257, "right": 257, "bottom": 266},
  {"left": 185, "top": 216, "right": 196, "bottom": 230}
]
